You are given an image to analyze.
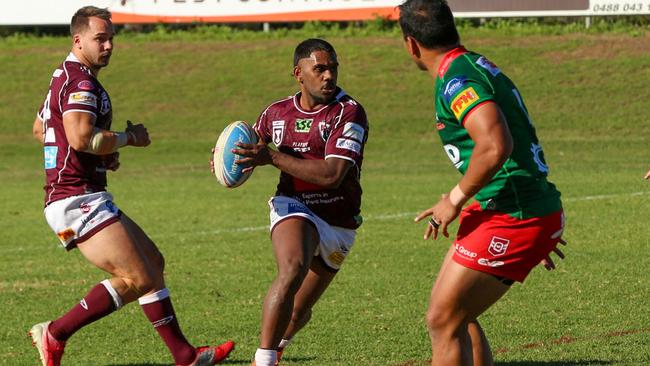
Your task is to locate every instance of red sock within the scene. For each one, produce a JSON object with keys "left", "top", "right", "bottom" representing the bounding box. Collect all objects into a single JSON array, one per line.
[
  {"left": 49, "top": 281, "right": 119, "bottom": 341},
  {"left": 140, "top": 288, "right": 195, "bottom": 365}
]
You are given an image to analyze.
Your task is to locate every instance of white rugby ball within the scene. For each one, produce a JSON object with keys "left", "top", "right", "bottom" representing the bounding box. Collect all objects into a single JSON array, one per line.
[{"left": 213, "top": 121, "right": 258, "bottom": 188}]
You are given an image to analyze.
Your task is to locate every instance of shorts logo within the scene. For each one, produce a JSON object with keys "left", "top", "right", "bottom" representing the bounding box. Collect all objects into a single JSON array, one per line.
[
  {"left": 80, "top": 203, "right": 91, "bottom": 213},
  {"left": 451, "top": 87, "right": 480, "bottom": 120},
  {"left": 455, "top": 243, "right": 477, "bottom": 259},
  {"left": 478, "top": 258, "right": 505, "bottom": 267},
  {"left": 57, "top": 228, "right": 76, "bottom": 242},
  {"left": 44, "top": 146, "right": 58, "bottom": 169},
  {"left": 272, "top": 120, "right": 285, "bottom": 146},
  {"left": 68, "top": 91, "right": 97, "bottom": 107},
  {"left": 336, "top": 138, "right": 361, "bottom": 154},
  {"left": 488, "top": 236, "right": 510, "bottom": 257},
  {"left": 476, "top": 56, "right": 501, "bottom": 76},
  {"left": 328, "top": 251, "right": 346, "bottom": 266},
  {"left": 295, "top": 118, "right": 313, "bottom": 133},
  {"left": 442, "top": 76, "right": 467, "bottom": 102}
]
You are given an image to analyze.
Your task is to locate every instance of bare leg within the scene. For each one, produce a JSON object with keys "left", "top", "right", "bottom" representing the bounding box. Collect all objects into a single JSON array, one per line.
[
  {"left": 426, "top": 260, "right": 510, "bottom": 366},
  {"left": 467, "top": 321, "right": 493, "bottom": 366},
  {"left": 260, "top": 218, "right": 319, "bottom": 349}
]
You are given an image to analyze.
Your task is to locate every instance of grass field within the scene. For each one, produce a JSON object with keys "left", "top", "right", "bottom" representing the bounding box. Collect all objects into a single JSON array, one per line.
[{"left": 1, "top": 27, "right": 649, "bottom": 366}]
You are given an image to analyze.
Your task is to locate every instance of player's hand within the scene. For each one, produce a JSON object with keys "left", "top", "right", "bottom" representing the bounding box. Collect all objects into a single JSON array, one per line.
[
  {"left": 414, "top": 193, "right": 462, "bottom": 240},
  {"left": 644, "top": 170, "right": 650, "bottom": 180},
  {"left": 541, "top": 238, "right": 567, "bottom": 270},
  {"left": 104, "top": 152, "right": 120, "bottom": 171},
  {"left": 233, "top": 140, "right": 272, "bottom": 173},
  {"left": 125, "top": 120, "right": 151, "bottom": 147}
]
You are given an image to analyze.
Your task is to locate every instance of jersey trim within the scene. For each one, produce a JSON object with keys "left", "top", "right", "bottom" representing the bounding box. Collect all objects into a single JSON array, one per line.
[
  {"left": 325, "top": 154, "right": 357, "bottom": 165},
  {"left": 438, "top": 46, "right": 468, "bottom": 79},
  {"left": 460, "top": 100, "right": 492, "bottom": 126},
  {"left": 292, "top": 89, "right": 348, "bottom": 115},
  {"left": 62, "top": 109, "right": 97, "bottom": 118}
]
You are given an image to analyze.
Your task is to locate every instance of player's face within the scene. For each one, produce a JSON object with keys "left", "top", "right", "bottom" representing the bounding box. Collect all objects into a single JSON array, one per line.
[
  {"left": 74, "top": 17, "right": 114, "bottom": 70},
  {"left": 294, "top": 50, "right": 339, "bottom": 105}
]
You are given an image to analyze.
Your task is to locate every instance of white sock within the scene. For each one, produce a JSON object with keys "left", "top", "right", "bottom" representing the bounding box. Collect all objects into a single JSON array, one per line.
[
  {"left": 278, "top": 338, "right": 292, "bottom": 349},
  {"left": 254, "top": 348, "right": 277, "bottom": 366}
]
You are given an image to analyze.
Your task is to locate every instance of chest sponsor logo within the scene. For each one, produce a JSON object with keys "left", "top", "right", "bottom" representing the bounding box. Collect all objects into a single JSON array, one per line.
[
  {"left": 272, "top": 120, "right": 285, "bottom": 146},
  {"left": 44, "top": 146, "right": 58, "bottom": 169},
  {"left": 451, "top": 87, "right": 480, "bottom": 120},
  {"left": 442, "top": 76, "right": 467, "bottom": 102},
  {"left": 77, "top": 80, "right": 95, "bottom": 91},
  {"left": 99, "top": 91, "right": 110, "bottom": 115},
  {"left": 68, "top": 91, "right": 97, "bottom": 107},
  {"left": 335, "top": 138, "right": 361, "bottom": 154},
  {"left": 295, "top": 118, "right": 313, "bottom": 133},
  {"left": 318, "top": 121, "right": 330, "bottom": 141},
  {"left": 488, "top": 236, "right": 510, "bottom": 257},
  {"left": 476, "top": 56, "right": 501, "bottom": 76},
  {"left": 343, "top": 122, "right": 365, "bottom": 142}
]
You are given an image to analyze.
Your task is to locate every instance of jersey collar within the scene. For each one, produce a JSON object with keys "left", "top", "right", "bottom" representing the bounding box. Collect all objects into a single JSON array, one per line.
[
  {"left": 293, "top": 88, "right": 346, "bottom": 115},
  {"left": 437, "top": 46, "right": 468, "bottom": 79}
]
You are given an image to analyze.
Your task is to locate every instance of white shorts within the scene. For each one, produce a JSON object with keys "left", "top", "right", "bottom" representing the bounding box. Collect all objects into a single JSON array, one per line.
[
  {"left": 44, "top": 191, "right": 121, "bottom": 250},
  {"left": 268, "top": 196, "right": 356, "bottom": 271}
]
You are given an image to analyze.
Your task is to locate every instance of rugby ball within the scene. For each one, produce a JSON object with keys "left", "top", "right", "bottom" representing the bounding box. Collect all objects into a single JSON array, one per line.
[{"left": 213, "top": 121, "right": 258, "bottom": 188}]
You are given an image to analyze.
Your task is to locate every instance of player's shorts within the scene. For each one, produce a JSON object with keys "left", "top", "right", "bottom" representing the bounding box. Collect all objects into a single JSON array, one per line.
[
  {"left": 44, "top": 191, "right": 121, "bottom": 250},
  {"left": 452, "top": 202, "right": 565, "bottom": 283},
  {"left": 268, "top": 196, "right": 356, "bottom": 271}
]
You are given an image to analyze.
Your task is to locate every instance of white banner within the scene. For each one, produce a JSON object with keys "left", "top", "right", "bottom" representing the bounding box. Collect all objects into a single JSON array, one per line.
[{"left": 0, "top": 0, "right": 649, "bottom": 25}]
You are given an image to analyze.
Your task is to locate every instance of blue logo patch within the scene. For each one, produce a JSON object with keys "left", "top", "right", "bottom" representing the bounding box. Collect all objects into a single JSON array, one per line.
[
  {"left": 44, "top": 146, "right": 58, "bottom": 169},
  {"left": 442, "top": 76, "right": 467, "bottom": 102},
  {"left": 476, "top": 56, "right": 501, "bottom": 76}
]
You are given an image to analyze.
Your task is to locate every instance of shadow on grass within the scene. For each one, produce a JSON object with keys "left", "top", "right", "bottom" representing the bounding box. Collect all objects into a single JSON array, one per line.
[
  {"left": 107, "top": 356, "right": 315, "bottom": 365},
  {"left": 496, "top": 362, "right": 612, "bottom": 366}
]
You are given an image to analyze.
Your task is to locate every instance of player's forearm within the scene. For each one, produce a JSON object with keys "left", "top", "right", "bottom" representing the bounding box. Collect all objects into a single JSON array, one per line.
[
  {"left": 269, "top": 150, "right": 343, "bottom": 188},
  {"left": 32, "top": 118, "right": 44, "bottom": 144},
  {"left": 71, "top": 128, "right": 134, "bottom": 155}
]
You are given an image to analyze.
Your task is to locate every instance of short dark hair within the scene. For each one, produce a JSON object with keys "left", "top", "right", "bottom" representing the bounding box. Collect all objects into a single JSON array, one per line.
[
  {"left": 293, "top": 39, "right": 336, "bottom": 67},
  {"left": 398, "top": 0, "right": 460, "bottom": 49},
  {"left": 70, "top": 6, "right": 112, "bottom": 36}
]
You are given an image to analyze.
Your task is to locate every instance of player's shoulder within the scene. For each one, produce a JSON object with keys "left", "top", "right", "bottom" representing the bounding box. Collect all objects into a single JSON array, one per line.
[
  {"left": 262, "top": 94, "right": 294, "bottom": 115},
  {"left": 332, "top": 90, "right": 368, "bottom": 127},
  {"left": 447, "top": 51, "right": 501, "bottom": 80}
]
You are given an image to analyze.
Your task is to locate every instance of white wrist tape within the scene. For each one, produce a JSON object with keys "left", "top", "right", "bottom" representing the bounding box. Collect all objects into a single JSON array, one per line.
[
  {"left": 86, "top": 127, "right": 128, "bottom": 154},
  {"left": 449, "top": 184, "right": 470, "bottom": 207}
]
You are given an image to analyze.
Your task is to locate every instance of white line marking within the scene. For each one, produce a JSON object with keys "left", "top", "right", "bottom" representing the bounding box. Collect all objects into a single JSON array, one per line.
[{"left": 7, "top": 190, "right": 650, "bottom": 253}]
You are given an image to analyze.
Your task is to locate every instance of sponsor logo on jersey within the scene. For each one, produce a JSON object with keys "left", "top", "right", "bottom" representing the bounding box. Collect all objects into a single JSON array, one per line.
[
  {"left": 530, "top": 143, "right": 549, "bottom": 173},
  {"left": 476, "top": 56, "right": 501, "bottom": 76},
  {"left": 68, "top": 91, "right": 97, "bottom": 107},
  {"left": 455, "top": 243, "right": 478, "bottom": 259},
  {"left": 336, "top": 138, "right": 361, "bottom": 154},
  {"left": 442, "top": 76, "right": 467, "bottom": 102},
  {"left": 99, "top": 91, "right": 110, "bottom": 115},
  {"left": 44, "top": 146, "right": 58, "bottom": 169},
  {"left": 318, "top": 121, "right": 330, "bottom": 141},
  {"left": 451, "top": 87, "right": 480, "bottom": 120},
  {"left": 77, "top": 80, "right": 95, "bottom": 91},
  {"left": 328, "top": 251, "right": 346, "bottom": 266},
  {"left": 44, "top": 127, "right": 56, "bottom": 143},
  {"left": 295, "top": 118, "right": 313, "bottom": 133},
  {"left": 57, "top": 228, "right": 75, "bottom": 242},
  {"left": 488, "top": 236, "right": 510, "bottom": 257},
  {"left": 436, "top": 122, "right": 445, "bottom": 130},
  {"left": 478, "top": 258, "right": 505, "bottom": 267},
  {"left": 272, "top": 120, "right": 285, "bottom": 146},
  {"left": 292, "top": 141, "right": 310, "bottom": 152},
  {"left": 342, "top": 122, "right": 365, "bottom": 142}
]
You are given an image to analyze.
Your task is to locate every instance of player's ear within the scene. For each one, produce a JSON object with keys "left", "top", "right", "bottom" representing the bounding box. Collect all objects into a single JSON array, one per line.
[
  {"left": 72, "top": 34, "right": 82, "bottom": 49},
  {"left": 404, "top": 36, "right": 421, "bottom": 59},
  {"left": 293, "top": 65, "right": 303, "bottom": 83}
]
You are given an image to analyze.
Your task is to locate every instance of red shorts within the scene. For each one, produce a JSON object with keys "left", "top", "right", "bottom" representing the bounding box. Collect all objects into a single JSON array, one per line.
[{"left": 452, "top": 202, "right": 565, "bottom": 283}]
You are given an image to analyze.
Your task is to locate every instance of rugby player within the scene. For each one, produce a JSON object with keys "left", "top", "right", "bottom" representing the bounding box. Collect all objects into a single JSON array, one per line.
[
  {"left": 398, "top": 1, "right": 567, "bottom": 365},
  {"left": 30, "top": 6, "right": 233, "bottom": 366},
  {"left": 231, "top": 38, "right": 369, "bottom": 366}
]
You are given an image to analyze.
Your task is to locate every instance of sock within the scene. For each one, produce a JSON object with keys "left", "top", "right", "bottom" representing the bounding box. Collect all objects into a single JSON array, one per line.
[
  {"left": 278, "top": 338, "right": 292, "bottom": 349},
  {"left": 255, "top": 348, "right": 277, "bottom": 366},
  {"left": 49, "top": 280, "right": 119, "bottom": 341},
  {"left": 139, "top": 288, "right": 195, "bottom": 365}
]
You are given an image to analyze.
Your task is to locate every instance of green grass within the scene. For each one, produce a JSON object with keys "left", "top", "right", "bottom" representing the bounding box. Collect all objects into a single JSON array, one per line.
[{"left": 1, "top": 29, "right": 649, "bottom": 366}]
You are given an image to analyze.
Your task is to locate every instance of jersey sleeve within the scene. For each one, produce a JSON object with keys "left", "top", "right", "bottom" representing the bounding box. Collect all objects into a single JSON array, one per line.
[
  {"left": 253, "top": 106, "right": 272, "bottom": 144},
  {"left": 325, "top": 102, "right": 368, "bottom": 165},
  {"left": 440, "top": 72, "right": 494, "bottom": 126},
  {"left": 61, "top": 77, "right": 100, "bottom": 117}
]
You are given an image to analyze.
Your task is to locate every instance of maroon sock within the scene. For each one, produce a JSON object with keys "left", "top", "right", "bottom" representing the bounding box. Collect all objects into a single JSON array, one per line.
[
  {"left": 140, "top": 289, "right": 195, "bottom": 365},
  {"left": 49, "top": 282, "right": 117, "bottom": 341}
]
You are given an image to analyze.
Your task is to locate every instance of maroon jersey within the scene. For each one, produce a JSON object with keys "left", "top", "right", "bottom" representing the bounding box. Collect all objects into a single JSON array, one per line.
[
  {"left": 254, "top": 89, "right": 369, "bottom": 229},
  {"left": 37, "top": 53, "right": 113, "bottom": 206}
]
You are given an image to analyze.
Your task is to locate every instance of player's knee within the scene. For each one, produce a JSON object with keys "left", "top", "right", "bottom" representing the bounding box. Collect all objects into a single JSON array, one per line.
[
  {"left": 151, "top": 250, "right": 165, "bottom": 274},
  {"left": 291, "top": 307, "right": 312, "bottom": 326},
  {"left": 426, "top": 303, "right": 461, "bottom": 335},
  {"left": 276, "top": 260, "right": 308, "bottom": 292}
]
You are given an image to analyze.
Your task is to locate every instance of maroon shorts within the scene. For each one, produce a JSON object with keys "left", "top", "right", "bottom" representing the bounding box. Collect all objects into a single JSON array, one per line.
[{"left": 452, "top": 202, "right": 565, "bottom": 283}]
